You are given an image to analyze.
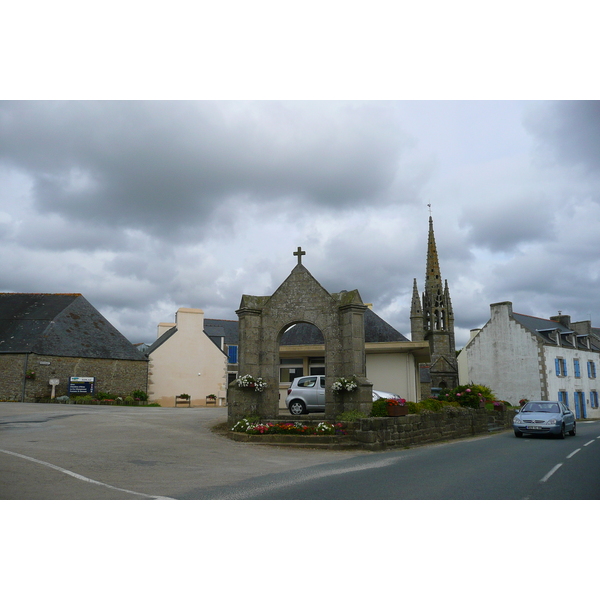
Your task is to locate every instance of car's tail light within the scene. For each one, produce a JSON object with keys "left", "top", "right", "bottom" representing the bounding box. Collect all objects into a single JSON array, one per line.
[{"left": 287, "top": 388, "right": 292, "bottom": 395}]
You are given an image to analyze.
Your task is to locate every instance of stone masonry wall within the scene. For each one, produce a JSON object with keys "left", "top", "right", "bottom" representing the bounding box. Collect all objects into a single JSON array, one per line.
[
  {"left": 0, "top": 353, "right": 148, "bottom": 402},
  {"left": 354, "top": 408, "right": 515, "bottom": 450}
]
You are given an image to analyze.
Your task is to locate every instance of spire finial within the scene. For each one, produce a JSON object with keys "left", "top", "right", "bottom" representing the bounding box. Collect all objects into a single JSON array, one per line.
[{"left": 427, "top": 202, "right": 432, "bottom": 216}]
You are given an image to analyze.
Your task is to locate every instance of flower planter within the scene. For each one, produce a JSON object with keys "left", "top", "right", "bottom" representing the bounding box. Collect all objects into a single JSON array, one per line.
[
  {"left": 387, "top": 405, "right": 408, "bottom": 417},
  {"left": 493, "top": 404, "right": 504, "bottom": 412}
]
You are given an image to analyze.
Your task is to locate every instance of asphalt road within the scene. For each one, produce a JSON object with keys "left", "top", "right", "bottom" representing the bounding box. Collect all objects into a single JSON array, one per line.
[
  {"left": 0, "top": 403, "right": 367, "bottom": 500},
  {"left": 2, "top": 402, "right": 599, "bottom": 500},
  {"left": 205, "top": 421, "right": 600, "bottom": 500}
]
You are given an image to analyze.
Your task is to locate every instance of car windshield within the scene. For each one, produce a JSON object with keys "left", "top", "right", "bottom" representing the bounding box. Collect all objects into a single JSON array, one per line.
[{"left": 523, "top": 402, "right": 560, "bottom": 413}]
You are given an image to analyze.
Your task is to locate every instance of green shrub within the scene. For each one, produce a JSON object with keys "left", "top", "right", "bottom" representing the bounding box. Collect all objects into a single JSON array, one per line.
[
  {"left": 337, "top": 410, "right": 368, "bottom": 422},
  {"left": 130, "top": 389, "right": 148, "bottom": 403},
  {"left": 74, "top": 395, "right": 94, "bottom": 405},
  {"left": 370, "top": 399, "right": 388, "bottom": 417},
  {"left": 437, "top": 384, "right": 496, "bottom": 409},
  {"left": 418, "top": 398, "right": 444, "bottom": 412}
]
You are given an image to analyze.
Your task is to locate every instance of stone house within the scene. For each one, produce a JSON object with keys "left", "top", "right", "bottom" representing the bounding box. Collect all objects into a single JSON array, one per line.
[
  {"left": 458, "top": 301, "right": 600, "bottom": 417},
  {"left": 0, "top": 293, "right": 148, "bottom": 402},
  {"left": 147, "top": 308, "right": 229, "bottom": 407}
]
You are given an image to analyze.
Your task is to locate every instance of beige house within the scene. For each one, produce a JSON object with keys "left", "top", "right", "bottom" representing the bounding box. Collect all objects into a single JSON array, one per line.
[{"left": 147, "top": 308, "right": 228, "bottom": 407}]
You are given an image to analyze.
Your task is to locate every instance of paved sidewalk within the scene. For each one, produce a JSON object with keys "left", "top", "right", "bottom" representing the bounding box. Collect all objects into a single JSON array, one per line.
[{"left": 0, "top": 403, "right": 365, "bottom": 499}]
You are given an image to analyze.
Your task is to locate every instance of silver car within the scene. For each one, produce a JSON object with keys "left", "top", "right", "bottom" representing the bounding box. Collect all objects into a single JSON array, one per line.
[
  {"left": 513, "top": 401, "right": 576, "bottom": 438},
  {"left": 286, "top": 376, "right": 326, "bottom": 415},
  {"left": 285, "top": 376, "right": 399, "bottom": 415}
]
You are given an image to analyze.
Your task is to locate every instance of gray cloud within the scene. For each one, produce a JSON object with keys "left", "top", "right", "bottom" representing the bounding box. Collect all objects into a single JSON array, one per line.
[
  {"left": 0, "top": 101, "right": 414, "bottom": 238},
  {"left": 2, "top": 100, "right": 600, "bottom": 348},
  {"left": 525, "top": 101, "right": 600, "bottom": 175}
]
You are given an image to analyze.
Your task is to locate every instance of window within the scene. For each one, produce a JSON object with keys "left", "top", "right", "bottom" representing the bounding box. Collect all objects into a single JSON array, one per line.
[
  {"left": 280, "top": 358, "right": 303, "bottom": 383},
  {"left": 309, "top": 356, "right": 325, "bottom": 376},
  {"left": 227, "top": 345, "right": 238, "bottom": 364},
  {"left": 555, "top": 358, "right": 567, "bottom": 377},
  {"left": 558, "top": 390, "right": 569, "bottom": 407},
  {"left": 588, "top": 361, "right": 597, "bottom": 379},
  {"left": 574, "top": 358, "right": 581, "bottom": 378},
  {"left": 591, "top": 391, "right": 599, "bottom": 409}
]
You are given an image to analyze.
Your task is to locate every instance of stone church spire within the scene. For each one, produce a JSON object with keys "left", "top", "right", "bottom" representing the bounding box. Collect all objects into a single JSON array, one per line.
[
  {"left": 410, "top": 278, "right": 424, "bottom": 342},
  {"left": 425, "top": 216, "right": 442, "bottom": 292},
  {"left": 413, "top": 214, "right": 458, "bottom": 397}
]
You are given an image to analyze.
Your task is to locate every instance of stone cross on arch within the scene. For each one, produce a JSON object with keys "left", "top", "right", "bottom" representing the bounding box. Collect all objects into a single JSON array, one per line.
[{"left": 293, "top": 246, "right": 306, "bottom": 265}]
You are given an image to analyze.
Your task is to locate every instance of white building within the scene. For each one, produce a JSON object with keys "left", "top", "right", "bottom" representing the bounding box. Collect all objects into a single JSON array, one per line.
[
  {"left": 458, "top": 301, "right": 600, "bottom": 418},
  {"left": 147, "top": 308, "right": 228, "bottom": 407}
]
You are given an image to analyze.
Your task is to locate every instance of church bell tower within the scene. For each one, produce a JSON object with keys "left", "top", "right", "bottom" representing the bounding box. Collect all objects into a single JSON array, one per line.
[{"left": 411, "top": 215, "right": 458, "bottom": 397}]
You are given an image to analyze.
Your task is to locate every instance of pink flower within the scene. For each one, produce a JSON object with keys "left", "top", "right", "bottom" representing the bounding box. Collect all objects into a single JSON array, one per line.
[
  {"left": 456, "top": 393, "right": 461, "bottom": 397},
  {"left": 466, "top": 389, "right": 471, "bottom": 392}
]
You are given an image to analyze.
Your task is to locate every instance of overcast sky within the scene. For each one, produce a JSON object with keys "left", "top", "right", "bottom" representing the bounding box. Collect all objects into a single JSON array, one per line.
[{"left": 2, "top": 99, "right": 599, "bottom": 347}]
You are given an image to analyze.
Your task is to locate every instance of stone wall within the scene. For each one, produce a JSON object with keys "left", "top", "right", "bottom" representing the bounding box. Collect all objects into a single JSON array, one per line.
[
  {"left": 0, "top": 353, "right": 148, "bottom": 402},
  {"left": 0, "top": 354, "right": 27, "bottom": 401},
  {"left": 354, "top": 408, "right": 515, "bottom": 450},
  {"left": 226, "top": 408, "right": 515, "bottom": 450}
]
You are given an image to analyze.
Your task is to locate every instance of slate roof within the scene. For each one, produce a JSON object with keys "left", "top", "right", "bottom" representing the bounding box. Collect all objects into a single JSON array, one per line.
[
  {"left": 146, "top": 325, "right": 178, "bottom": 355},
  {"left": 512, "top": 312, "right": 600, "bottom": 352},
  {"left": 280, "top": 308, "right": 408, "bottom": 345},
  {"left": 204, "top": 319, "right": 239, "bottom": 345},
  {"left": 148, "top": 309, "right": 408, "bottom": 353},
  {"left": 0, "top": 293, "right": 146, "bottom": 360}
]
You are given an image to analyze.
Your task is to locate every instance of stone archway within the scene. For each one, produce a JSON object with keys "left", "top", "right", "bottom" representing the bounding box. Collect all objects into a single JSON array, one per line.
[{"left": 227, "top": 249, "right": 372, "bottom": 424}]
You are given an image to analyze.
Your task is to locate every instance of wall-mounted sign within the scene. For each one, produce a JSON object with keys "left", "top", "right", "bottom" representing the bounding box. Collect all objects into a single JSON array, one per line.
[
  {"left": 39, "top": 361, "right": 51, "bottom": 365},
  {"left": 69, "top": 376, "right": 95, "bottom": 395}
]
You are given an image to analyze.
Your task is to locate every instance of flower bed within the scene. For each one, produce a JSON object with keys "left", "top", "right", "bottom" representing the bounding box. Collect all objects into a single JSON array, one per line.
[{"left": 231, "top": 418, "right": 348, "bottom": 436}]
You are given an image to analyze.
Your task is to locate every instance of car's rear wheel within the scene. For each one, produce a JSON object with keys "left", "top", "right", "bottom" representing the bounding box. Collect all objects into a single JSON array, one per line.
[
  {"left": 569, "top": 422, "right": 577, "bottom": 436},
  {"left": 289, "top": 400, "right": 306, "bottom": 416},
  {"left": 557, "top": 424, "right": 566, "bottom": 439},
  {"left": 514, "top": 430, "right": 523, "bottom": 438}
]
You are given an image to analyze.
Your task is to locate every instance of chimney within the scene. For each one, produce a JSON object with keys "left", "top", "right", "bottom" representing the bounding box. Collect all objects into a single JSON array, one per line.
[{"left": 550, "top": 313, "right": 571, "bottom": 328}]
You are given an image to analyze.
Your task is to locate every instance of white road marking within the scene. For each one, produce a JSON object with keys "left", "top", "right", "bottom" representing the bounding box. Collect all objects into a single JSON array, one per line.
[
  {"left": 540, "top": 463, "right": 563, "bottom": 483},
  {"left": 566, "top": 449, "right": 581, "bottom": 459},
  {"left": 0, "top": 448, "right": 174, "bottom": 500},
  {"left": 584, "top": 440, "right": 595, "bottom": 447}
]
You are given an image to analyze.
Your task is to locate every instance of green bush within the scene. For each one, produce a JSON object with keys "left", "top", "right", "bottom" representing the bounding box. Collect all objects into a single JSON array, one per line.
[
  {"left": 130, "top": 389, "right": 148, "bottom": 403},
  {"left": 437, "top": 384, "right": 497, "bottom": 409},
  {"left": 370, "top": 399, "right": 388, "bottom": 417},
  {"left": 418, "top": 398, "right": 445, "bottom": 412},
  {"left": 337, "top": 410, "right": 368, "bottom": 422},
  {"left": 74, "top": 395, "right": 94, "bottom": 405}
]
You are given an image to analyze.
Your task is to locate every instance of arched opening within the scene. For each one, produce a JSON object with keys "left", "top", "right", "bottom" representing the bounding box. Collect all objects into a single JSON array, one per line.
[{"left": 278, "top": 321, "right": 326, "bottom": 415}]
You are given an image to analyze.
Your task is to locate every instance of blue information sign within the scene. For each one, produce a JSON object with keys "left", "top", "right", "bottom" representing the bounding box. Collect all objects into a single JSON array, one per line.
[{"left": 69, "top": 377, "right": 95, "bottom": 395}]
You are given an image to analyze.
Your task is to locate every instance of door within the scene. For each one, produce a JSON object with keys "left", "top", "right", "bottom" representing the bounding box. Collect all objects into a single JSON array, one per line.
[
  {"left": 574, "top": 391, "right": 587, "bottom": 419},
  {"left": 316, "top": 376, "right": 326, "bottom": 409}
]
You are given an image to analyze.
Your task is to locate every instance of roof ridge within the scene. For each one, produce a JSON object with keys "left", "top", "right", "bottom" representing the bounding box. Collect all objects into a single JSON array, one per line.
[{"left": 513, "top": 311, "right": 556, "bottom": 322}]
